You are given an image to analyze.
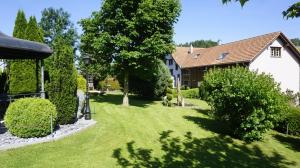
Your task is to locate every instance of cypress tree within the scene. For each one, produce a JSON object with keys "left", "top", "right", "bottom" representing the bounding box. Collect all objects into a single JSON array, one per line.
[
  {"left": 9, "top": 15, "right": 43, "bottom": 94},
  {"left": 13, "top": 10, "right": 27, "bottom": 39},
  {"left": 47, "top": 36, "right": 77, "bottom": 124}
]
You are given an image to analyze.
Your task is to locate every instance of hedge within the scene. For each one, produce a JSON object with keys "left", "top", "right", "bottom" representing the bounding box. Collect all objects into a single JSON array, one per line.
[
  {"left": 181, "top": 88, "right": 200, "bottom": 99},
  {"left": 277, "top": 106, "right": 300, "bottom": 136}
]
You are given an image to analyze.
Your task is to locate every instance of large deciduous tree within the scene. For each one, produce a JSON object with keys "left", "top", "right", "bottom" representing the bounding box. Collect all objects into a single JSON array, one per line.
[
  {"left": 9, "top": 13, "right": 43, "bottom": 94},
  {"left": 222, "top": 0, "right": 300, "bottom": 19},
  {"left": 39, "top": 7, "right": 78, "bottom": 47},
  {"left": 80, "top": 0, "right": 181, "bottom": 106}
]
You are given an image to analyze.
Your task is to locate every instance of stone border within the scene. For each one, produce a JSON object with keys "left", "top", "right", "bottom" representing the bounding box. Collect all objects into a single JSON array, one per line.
[{"left": 0, "top": 118, "right": 97, "bottom": 151}]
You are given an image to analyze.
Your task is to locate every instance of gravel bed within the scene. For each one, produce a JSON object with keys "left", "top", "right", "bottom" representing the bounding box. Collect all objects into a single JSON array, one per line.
[{"left": 0, "top": 118, "right": 96, "bottom": 151}]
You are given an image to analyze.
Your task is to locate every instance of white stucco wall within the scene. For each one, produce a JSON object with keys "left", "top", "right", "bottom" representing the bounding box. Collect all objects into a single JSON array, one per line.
[
  {"left": 165, "top": 54, "right": 182, "bottom": 87},
  {"left": 249, "top": 38, "right": 300, "bottom": 93}
]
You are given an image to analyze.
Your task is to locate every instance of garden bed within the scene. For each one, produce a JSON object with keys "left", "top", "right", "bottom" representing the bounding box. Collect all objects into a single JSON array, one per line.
[{"left": 0, "top": 118, "right": 96, "bottom": 151}]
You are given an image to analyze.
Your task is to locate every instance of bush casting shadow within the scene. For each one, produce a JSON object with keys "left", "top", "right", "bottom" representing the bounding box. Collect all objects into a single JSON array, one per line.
[
  {"left": 273, "top": 134, "right": 300, "bottom": 152},
  {"left": 113, "top": 131, "right": 295, "bottom": 168},
  {"left": 184, "top": 115, "right": 231, "bottom": 135},
  {"left": 92, "top": 94, "right": 154, "bottom": 107}
]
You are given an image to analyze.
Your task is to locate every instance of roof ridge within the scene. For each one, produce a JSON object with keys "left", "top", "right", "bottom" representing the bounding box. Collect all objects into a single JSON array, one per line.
[{"left": 211, "top": 31, "right": 281, "bottom": 48}]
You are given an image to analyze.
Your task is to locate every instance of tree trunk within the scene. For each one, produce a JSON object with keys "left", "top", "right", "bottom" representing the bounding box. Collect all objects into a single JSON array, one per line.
[{"left": 123, "top": 70, "right": 129, "bottom": 106}]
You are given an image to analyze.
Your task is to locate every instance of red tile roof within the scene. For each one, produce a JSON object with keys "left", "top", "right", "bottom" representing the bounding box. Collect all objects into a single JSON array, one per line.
[{"left": 172, "top": 32, "right": 300, "bottom": 68}]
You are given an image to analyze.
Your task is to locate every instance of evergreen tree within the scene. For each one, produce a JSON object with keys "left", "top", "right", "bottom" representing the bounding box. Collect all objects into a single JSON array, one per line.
[
  {"left": 13, "top": 10, "right": 27, "bottom": 39},
  {"left": 9, "top": 15, "right": 43, "bottom": 94},
  {"left": 47, "top": 36, "right": 77, "bottom": 124}
]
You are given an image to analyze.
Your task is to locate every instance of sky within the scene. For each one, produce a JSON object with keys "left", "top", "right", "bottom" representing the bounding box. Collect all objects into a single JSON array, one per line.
[{"left": 0, "top": 0, "right": 299, "bottom": 44}]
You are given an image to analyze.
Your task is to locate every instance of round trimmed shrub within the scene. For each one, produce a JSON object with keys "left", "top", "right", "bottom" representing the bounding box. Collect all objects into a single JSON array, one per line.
[
  {"left": 4, "top": 98, "right": 57, "bottom": 138},
  {"left": 200, "top": 66, "right": 288, "bottom": 142}
]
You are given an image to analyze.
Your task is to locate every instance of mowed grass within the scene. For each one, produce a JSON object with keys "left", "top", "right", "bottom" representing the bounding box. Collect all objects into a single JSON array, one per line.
[{"left": 0, "top": 93, "right": 299, "bottom": 167}]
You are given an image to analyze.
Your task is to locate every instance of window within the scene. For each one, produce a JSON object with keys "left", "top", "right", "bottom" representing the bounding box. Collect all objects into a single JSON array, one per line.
[
  {"left": 271, "top": 47, "right": 281, "bottom": 57},
  {"left": 175, "top": 64, "right": 178, "bottom": 70},
  {"left": 217, "top": 52, "right": 229, "bottom": 60},
  {"left": 177, "top": 74, "right": 180, "bottom": 79},
  {"left": 169, "top": 59, "right": 173, "bottom": 65},
  {"left": 183, "top": 81, "right": 189, "bottom": 87},
  {"left": 170, "top": 69, "right": 173, "bottom": 75},
  {"left": 182, "top": 69, "right": 190, "bottom": 75}
]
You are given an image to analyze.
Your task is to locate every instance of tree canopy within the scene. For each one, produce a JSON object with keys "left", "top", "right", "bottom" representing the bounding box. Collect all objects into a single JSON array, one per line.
[
  {"left": 291, "top": 38, "right": 300, "bottom": 46},
  {"left": 80, "top": 0, "right": 181, "bottom": 105},
  {"left": 39, "top": 7, "right": 78, "bottom": 47},
  {"left": 178, "top": 40, "right": 219, "bottom": 48},
  {"left": 222, "top": 0, "right": 300, "bottom": 19}
]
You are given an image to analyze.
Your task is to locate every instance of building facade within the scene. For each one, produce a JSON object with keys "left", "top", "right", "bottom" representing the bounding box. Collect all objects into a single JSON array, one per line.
[{"left": 166, "top": 32, "right": 300, "bottom": 93}]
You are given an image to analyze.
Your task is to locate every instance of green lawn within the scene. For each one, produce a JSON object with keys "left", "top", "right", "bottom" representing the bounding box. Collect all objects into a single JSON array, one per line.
[{"left": 0, "top": 94, "right": 299, "bottom": 167}]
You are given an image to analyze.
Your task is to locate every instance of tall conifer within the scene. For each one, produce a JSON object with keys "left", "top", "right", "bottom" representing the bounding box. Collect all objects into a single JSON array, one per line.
[{"left": 9, "top": 13, "right": 43, "bottom": 94}]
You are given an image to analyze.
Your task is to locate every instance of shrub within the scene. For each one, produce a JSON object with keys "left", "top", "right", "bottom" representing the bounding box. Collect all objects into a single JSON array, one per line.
[
  {"left": 118, "top": 59, "right": 171, "bottom": 99},
  {"left": 98, "top": 77, "right": 121, "bottom": 91},
  {"left": 47, "top": 37, "right": 77, "bottom": 124},
  {"left": 181, "top": 88, "right": 199, "bottom": 99},
  {"left": 163, "top": 78, "right": 173, "bottom": 106},
  {"left": 277, "top": 106, "right": 300, "bottom": 136},
  {"left": 4, "top": 98, "right": 57, "bottom": 138},
  {"left": 200, "top": 66, "right": 287, "bottom": 142},
  {"left": 77, "top": 75, "right": 86, "bottom": 91}
]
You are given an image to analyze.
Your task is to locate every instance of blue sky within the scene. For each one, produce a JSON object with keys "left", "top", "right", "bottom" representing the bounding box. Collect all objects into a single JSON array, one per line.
[{"left": 0, "top": 0, "right": 299, "bottom": 44}]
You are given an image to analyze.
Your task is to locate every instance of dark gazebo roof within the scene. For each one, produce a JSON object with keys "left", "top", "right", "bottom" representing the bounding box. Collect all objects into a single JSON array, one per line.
[{"left": 0, "top": 32, "right": 52, "bottom": 59}]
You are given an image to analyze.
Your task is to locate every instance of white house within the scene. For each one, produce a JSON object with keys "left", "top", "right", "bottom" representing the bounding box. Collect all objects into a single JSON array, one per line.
[{"left": 166, "top": 32, "right": 300, "bottom": 93}]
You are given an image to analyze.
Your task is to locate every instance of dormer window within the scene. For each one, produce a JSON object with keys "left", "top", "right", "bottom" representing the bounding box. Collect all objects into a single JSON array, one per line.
[
  {"left": 218, "top": 52, "right": 229, "bottom": 60},
  {"left": 169, "top": 59, "right": 173, "bottom": 65},
  {"left": 271, "top": 47, "right": 281, "bottom": 58}
]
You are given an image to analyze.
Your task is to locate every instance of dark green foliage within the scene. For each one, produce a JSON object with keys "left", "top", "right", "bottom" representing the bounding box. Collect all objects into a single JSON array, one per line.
[
  {"left": 4, "top": 98, "right": 57, "bottom": 138},
  {"left": 118, "top": 59, "right": 171, "bottom": 99},
  {"left": 277, "top": 106, "right": 300, "bottom": 136},
  {"left": 80, "top": 0, "right": 181, "bottom": 105},
  {"left": 39, "top": 7, "right": 78, "bottom": 47},
  {"left": 0, "top": 69, "right": 9, "bottom": 94},
  {"left": 9, "top": 15, "right": 42, "bottom": 94},
  {"left": 178, "top": 40, "right": 219, "bottom": 48},
  {"left": 47, "top": 37, "right": 77, "bottom": 124},
  {"left": 181, "top": 88, "right": 200, "bottom": 99},
  {"left": 200, "top": 66, "right": 288, "bottom": 142},
  {"left": 291, "top": 38, "right": 300, "bottom": 46},
  {"left": 9, "top": 61, "right": 37, "bottom": 94}
]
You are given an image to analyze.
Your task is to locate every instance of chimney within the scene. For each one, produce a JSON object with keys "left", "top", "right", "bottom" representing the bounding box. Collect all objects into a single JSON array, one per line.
[{"left": 188, "top": 44, "right": 193, "bottom": 54}]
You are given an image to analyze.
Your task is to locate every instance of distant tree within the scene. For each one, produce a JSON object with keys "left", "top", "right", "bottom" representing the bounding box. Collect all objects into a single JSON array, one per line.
[
  {"left": 291, "top": 38, "right": 300, "bottom": 46},
  {"left": 9, "top": 13, "right": 43, "bottom": 94},
  {"left": 46, "top": 36, "right": 77, "bottom": 124},
  {"left": 222, "top": 0, "right": 300, "bottom": 19},
  {"left": 179, "top": 40, "right": 219, "bottom": 48},
  {"left": 80, "top": 0, "right": 181, "bottom": 106},
  {"left": 39, "top": 7, "right": 78, "bottom": 47}
]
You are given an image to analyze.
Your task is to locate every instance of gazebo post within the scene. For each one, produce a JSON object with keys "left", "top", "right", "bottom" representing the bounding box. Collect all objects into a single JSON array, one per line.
[{"left": 40, "top": 59, "right": 45, "bottom": 98}]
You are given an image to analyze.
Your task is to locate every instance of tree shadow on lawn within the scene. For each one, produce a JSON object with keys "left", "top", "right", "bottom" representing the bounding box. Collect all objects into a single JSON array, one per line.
[
  {"left": 91, "top": 94, "right": 154, "bottom": 108},
  {"left": 112, "top": 130, "right": 296, "bottom": 168},
  {"left": 273, "top": 134, "right": 300, "bottom": 152}
]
